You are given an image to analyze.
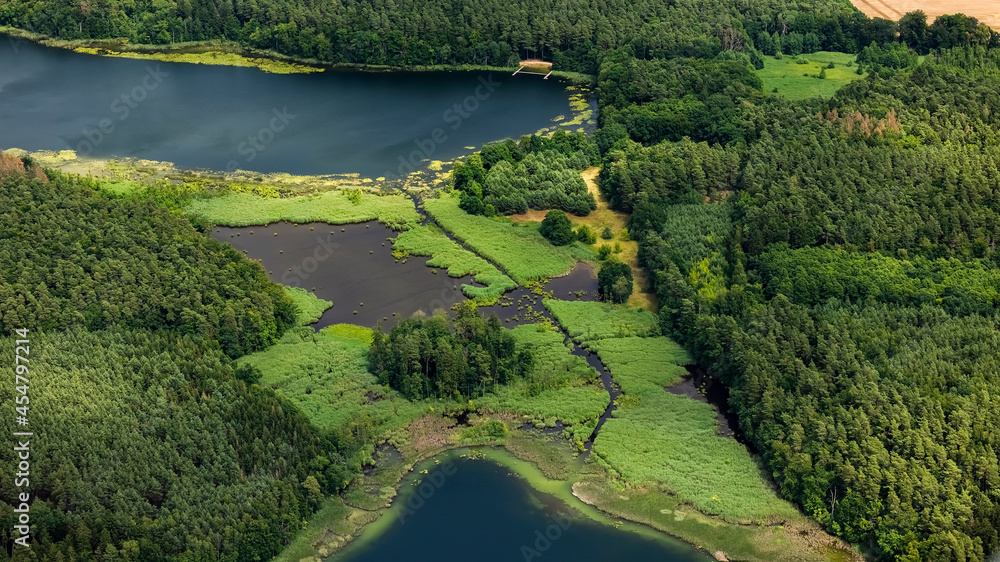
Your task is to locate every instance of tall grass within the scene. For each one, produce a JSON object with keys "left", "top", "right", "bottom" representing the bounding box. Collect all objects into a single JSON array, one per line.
[
  {"left": 586, "top": 333, "right": 799, "bottom": 523},
  {"left": 283, "top": 286, "right": 332, "bottom": 325},
  {"left": 423, "top": 193, "right": 591, "bottom": 283},
  {"left": 544, "top": 300, "right": 659, "bottom": 343},
  {"left": 392, "top": 225, "right": 516, "bottom": 302},
  {"left": 237, "top": 325, "right": 426, "bottom": 435},
  {"left": 476, "top": 324, "right": 608, "bottom": 429},
  {"left": 187, "top": 190, "right": 420, "bottom": 229}
]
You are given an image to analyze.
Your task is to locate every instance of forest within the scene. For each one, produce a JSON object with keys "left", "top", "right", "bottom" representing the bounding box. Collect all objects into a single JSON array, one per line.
[
  {"left": 0, "top": 164, "right": 358, "bottom": 561},
  {"left": 599, "top": 28, "right": 1000, "bottom": 562},
  {"left": 0, "top": 0, "right": 951, "bottom": 72},
  {"left": 368, "top": 302, "right": 534, "bottom": 399},
  {"left": 452, "top": 131, "right": 597, "bottom": 216},
  {"left": 0, "top": 168, "right": 297, "bottom": 358},
  {"left": 3, "top": 0, "right": 1000, "bottom": 558}
]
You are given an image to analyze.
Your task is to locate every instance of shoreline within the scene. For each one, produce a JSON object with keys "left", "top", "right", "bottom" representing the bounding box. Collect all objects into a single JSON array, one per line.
[{"left": 0, "top": 26, "right": 595, "bottom": 84}]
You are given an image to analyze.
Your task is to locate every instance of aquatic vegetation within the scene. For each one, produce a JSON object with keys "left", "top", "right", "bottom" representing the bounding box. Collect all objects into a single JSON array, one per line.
[
  {"left": 423, "top": 193, "right": 590, "bottom": 282},
  {"left": 544, "top": 300, "right": 659, "bottom": 343},
  {"left": 73, "top": 46, "right": 322, "bottom": 74},
  {"left": 475, "top": 324, "right": 608, "bottom": 426},
  {"left": 186, "top": 189, "right": 421, "bottom": 229},
  {"left": 283, "top": 286, "right": 333, "bottom": 325},
  {"left": 392, "top": 225, "right": 516, "bottom": 302}
]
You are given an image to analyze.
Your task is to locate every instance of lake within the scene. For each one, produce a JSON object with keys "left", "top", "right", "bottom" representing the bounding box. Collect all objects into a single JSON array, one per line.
[
  {"left": 336, "top": 452, "right": 711, "bottom": 562},
  {"left": 0, "top": 33, "right": 583, "bottom": 177}
]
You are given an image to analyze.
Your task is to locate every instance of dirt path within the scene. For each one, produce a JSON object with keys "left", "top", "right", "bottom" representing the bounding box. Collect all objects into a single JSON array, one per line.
[
  {"left": 850, "top": 0, "right": 1000, "bottom": 30},
  {"left": 510, "top": 167, "right": 658, "bottom": 311}
]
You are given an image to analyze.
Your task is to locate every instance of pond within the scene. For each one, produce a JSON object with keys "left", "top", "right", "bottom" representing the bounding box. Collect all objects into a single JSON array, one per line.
[
  {"left": 335, "top": 451, "right": 711, "bottom": 562},
  {"left": 0, "top": 33, "right": 584, "bottom": 177}
]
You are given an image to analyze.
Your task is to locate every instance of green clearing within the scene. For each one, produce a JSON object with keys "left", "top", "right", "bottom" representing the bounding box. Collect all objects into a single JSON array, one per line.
[
  {"left": 587, "top": 333, "right": 799, "bottom": 523},
  {"left": 758, "top": 52, "right": 863, "bottom": 100},
  {"left": 237, "top": 324, "right": 428, "bottom": 443},
  {"left": 186, "top": 189, "right": 421, "bottom": 229},
  {"left": 392, "top": 225, "right": 517, "bottom": 302},
  {"left": 476, "top": 324, "right": 609, "bottom": 437},
  {"left": 423, "top": 193, "right": 592, "bottom": 283},
  {"left": 283, "top": 286, "right": 332, "bottom": 325},
  {"left": 544, "top": 300, "right": 659, "bottom": 343}
]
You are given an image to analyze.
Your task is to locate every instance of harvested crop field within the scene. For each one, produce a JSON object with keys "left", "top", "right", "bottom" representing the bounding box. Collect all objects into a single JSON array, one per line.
[{"left": 850, "top": 0, "right": 999, "bottom": 29}]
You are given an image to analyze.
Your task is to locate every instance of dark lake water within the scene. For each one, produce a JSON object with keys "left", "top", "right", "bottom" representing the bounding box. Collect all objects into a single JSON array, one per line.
[
  {"left": 336, "top": 455, "right": 710, "bottom": 562},
  {"left": 214, "top": 220, "right": 477, "bottom": 328},
  {"left": 0, "top": 34, "right": 580, "bottom": 177},
  {"left": 213, "top": 220, "right": 599, "bottom": 329}
]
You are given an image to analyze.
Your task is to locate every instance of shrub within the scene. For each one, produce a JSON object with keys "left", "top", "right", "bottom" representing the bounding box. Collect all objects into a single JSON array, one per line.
[
  {"left": 540, "top": 210, "right": 575, "bottom": 246},
  {"left": 598, "top": 245, "right": 612, "bottom": 260},
  {"left": 598, "top": 259, "right": 633, "bottom": 303},
  {"left": 575, "top": 225, "right": 597, "bottom": 244}
]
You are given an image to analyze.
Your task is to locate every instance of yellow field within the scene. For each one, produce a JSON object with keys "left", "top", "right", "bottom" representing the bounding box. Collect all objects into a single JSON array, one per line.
[{"left": 850, "top": 0, "right": 1000, "bottom": 30}]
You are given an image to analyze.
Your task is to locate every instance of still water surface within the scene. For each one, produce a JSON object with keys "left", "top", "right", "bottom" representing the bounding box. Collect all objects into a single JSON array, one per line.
[
  {"left": 336, "top": 455, "right": 710, "bottom": 562},
  {"left": 0, "top": 34, "right": 580, "bottom": 176}
]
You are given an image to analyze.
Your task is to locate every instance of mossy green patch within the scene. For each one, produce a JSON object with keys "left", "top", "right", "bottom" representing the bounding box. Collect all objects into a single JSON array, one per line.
[
  {"left": 476, "top": 324, "right": 608, "bottom": 430},
  {"left": 187, "top": 190, "right": 420, "bottom": 229},
  {"left": 283, "top": 286, "right": 333, "bottom": 326},
  {"left": 237, "top": 325, "right": 426, "bottom": 438},
  {"left": 544, "top": 300, "right": 659, "bottom": 344},
  {"left": 392, "top": 225, "right": 516, "bottom": 302}
]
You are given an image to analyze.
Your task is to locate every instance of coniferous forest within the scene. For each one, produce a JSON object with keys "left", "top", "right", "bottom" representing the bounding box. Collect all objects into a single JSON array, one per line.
[
  {"left": 0, "top": 167, "right": 354, "bottom": 561},
  {"left": 2, "top": 0, "right": 1000, "bottom": 559}
]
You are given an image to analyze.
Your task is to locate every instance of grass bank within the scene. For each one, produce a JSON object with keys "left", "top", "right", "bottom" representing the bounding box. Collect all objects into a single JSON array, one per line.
[
  {"left": 391, "top": 225, "right": 516, "bottom": 302},
  {"left": 423, "top": 192, "right": 592, "bottom": 283},
  {"left": 283, "top": 286, "right": 333, "bottom": 325},
  {"left": 476, "top": 323, "right": 609, "bottom": 444},
  {"left": 545, "top": 299, "right": 802, "bottom": 523},
  {"left": 186, "top": 189, "right": 421, "bottom": 229}
]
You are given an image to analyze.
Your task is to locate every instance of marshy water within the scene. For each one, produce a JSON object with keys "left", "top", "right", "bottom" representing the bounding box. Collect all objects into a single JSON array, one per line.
[
  {"left": 213, "top": 220, "right": 478, "bottom": 327},
  {"left": 336, "top": 454, "right": 710, "bottom": 562},
  {"left": 212, "top": 219, "right": 601, "bottom": 329},
  {"left": 0, "top": 33, "right": 582, "bottom": 176}
]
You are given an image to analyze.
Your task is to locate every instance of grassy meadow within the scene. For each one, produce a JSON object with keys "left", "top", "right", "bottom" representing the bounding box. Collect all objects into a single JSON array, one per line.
[
  {"left": 187, "top": 189, "right": 421, "bottom": 229},
  {"left": 547, "top": 299, "right": 799, "bottom": 523},
  {"left": 758, "top": 51, "right": 864, "bottom": 100},
  {"left": 392, "top": 225, "right": 517, "bottom": 302},
  {"left": 423, "top": 193, "right": 591, "bottom": 283}
]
